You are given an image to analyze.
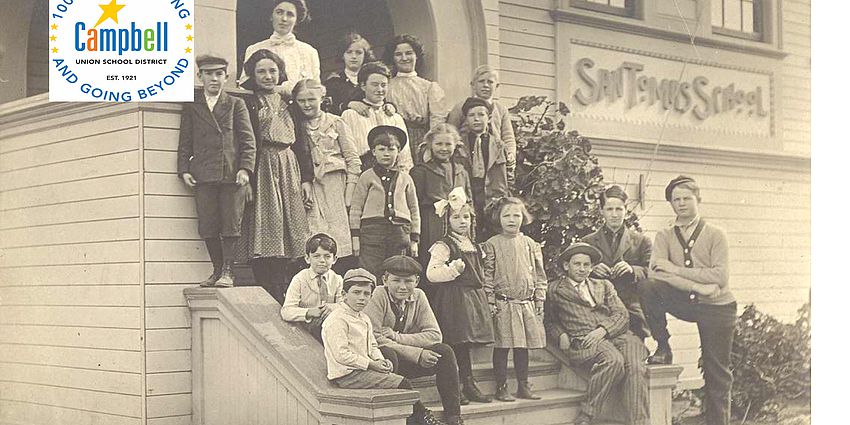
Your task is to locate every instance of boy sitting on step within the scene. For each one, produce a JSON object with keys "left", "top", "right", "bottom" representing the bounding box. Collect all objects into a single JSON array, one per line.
[{"left": 322, "top": 268, "right": 449, "bottom": 425}]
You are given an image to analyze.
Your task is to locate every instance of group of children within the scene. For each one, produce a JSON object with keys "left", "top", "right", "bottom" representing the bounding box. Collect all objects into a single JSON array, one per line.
[{"left": 180, "top": 24, "right": 546, "bottom": 425}]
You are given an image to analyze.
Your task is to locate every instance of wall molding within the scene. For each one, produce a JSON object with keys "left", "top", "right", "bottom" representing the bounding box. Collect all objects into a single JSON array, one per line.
[{"left": 551, "top": 8, "right": 788, "bottom": 59}]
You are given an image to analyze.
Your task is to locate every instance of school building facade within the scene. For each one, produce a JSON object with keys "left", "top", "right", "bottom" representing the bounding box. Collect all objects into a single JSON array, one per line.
[{"left": 0, "top": 0, "right": 809, "bottom": 424}]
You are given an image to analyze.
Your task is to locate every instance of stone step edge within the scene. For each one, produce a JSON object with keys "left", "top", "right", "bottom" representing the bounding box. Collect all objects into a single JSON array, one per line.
[
  {"left": 410, "top": 360, "right": 560, "bottom": 388},
  {"left": 425, "top": 388, "right": 585, "bottom": 417}
]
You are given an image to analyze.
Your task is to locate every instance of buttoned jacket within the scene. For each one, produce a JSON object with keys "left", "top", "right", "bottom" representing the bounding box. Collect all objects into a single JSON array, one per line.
[
  {"left": 177, "top": 90, "right": 256, "bottom": 183},
  {"left": 582, "top": 226, "right": 652, "bottom": 284}
]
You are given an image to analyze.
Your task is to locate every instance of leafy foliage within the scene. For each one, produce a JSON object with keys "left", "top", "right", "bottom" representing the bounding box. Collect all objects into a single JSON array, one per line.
[
  {"left": 509, "top": 95, "right": 640, "bottom": 279},
  {"left": 702, "top": 302, "right": 811, "bottom": 421}
]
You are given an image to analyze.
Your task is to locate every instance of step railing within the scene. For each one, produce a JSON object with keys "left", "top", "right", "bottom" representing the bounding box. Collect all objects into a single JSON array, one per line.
[
  {"left": 545, "top": 341, "right": 683, "bottom": 425},
  {"left": 184, "top": 287, "right": 418, "bottom": 425}
]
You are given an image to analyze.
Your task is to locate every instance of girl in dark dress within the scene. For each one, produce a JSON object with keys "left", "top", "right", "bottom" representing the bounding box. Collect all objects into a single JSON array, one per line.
[
  {"left": 323, "top": 32, "right": 375, "bottom": 115},
  {"left": 425, "top": 187, "right": 495, "bottom": 405}
]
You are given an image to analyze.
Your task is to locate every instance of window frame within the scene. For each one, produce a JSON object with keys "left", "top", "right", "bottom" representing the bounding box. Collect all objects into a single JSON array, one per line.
[
  {"left": 570, "top": 0, "right": 640, "bottom": 19},
  {"left": 712, "top": 0, "right": 765, "bottom": 41}
]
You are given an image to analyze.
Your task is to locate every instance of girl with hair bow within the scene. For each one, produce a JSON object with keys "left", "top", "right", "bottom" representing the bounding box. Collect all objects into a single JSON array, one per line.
[{"left": 425, "top": 187, "right": 495, "bottom": 405}]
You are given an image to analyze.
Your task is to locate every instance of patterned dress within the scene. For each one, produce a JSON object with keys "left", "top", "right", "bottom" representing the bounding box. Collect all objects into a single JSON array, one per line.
[
  {"left": 302, "top": 112, "right": 361, "bottom": 257},
  {"left": 247, "top": 93, "right": 310, "bottom": 259},
  {"left": 481, "top": 233, "right": 548, "bottom": 349},
  {"left": 385, "top": 72, "right": 447, "bottom": 163}
]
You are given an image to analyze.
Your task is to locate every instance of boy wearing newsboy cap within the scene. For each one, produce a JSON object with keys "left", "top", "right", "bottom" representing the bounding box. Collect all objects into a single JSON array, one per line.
[
  {"left": 177, "top": 54, "right": 256, "bottom": 287},
  {"left": 543, "top": 242, "right": 649, "bottom": 425}
]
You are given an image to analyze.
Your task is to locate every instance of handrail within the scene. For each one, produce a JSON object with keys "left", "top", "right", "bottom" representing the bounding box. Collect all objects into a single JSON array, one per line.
[{"left": 185, "top": 287, "right": 418, "bottom": 425}]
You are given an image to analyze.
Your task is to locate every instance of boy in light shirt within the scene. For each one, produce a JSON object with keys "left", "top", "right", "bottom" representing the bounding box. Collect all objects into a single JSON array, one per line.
[{"left": 281, "top": 233, "right": 344, "bottom": 341}]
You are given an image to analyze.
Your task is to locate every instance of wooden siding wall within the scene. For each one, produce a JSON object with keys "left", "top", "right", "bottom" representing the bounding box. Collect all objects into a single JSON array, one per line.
[
  {"left": 780, "top": 0, "right": 811, "bottom": 155},
  {"left": 0, "top": 104, "right": 144, "bottom": 425},
  {"left": 196, "top": 317, "right": 320, "bottom": 425},
  {"left": 496, "top": 0, "right": 810, "bottom": 388},
  {"left": 141, "top": 105, "right": 197, "bottom": 425}
]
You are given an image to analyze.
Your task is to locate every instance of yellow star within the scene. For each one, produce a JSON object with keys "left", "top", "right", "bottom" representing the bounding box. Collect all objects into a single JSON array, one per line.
[
  {"left": 93, "top": 0, "right": 125, "bottom": 28},
  {"left": 51, "top": 23, "right": 58, "bottom": 30},
  {"left": 50, "top": 35, "right": 57, "bottom": 41},
  {"left": 185, "top": 24, "right": 192, "bottom": 30},
  {"left": 185, "top": 47, "right": 192, "bottom": 53},
  {"left": 52, "top": 47, "right": 59, "bottom": 53},
  {"left": 186, "top": 35, "right": 193, "bottom": 41}
]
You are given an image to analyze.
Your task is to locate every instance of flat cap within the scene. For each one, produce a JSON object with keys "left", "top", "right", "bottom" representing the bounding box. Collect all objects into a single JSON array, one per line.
[
  {"left": 461, "top": 96, "right": 493, "bottom": 117},
  {"left": 196, "top": 54, "right": 228, "bottom": 71},
  {"left": 381, "top": 255, "right": 422, "bottom": 276},
  {"left": 665, "top": 175, "right": 697, "bottom": 202},
  {"left": 558, "top": 242, "right": 603, "bottom": 265},
  {"left": 343, "top": 268, "right": 377, "bottom": 285},
  {"left": 367, "top": 125, "right": 408, "bottom": 151}
]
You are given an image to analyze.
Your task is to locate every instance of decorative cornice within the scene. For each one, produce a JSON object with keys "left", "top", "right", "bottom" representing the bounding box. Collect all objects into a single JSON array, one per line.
[
  {"left": 551, "top": 9, "right": 788, "bottom": 60},
  {"left": 569, "top": 38, "right": 774, "bottom": 75}
]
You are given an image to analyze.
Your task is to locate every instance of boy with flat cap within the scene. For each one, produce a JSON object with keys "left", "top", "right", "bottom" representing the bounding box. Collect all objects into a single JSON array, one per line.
[
  {"left": 363, "top": 255, "right": 462, "bottom": 425},
  {"left": 544, "top": 242, "right": 649, "bottom": 425},
  {"left": 178, "top": 54, "right": 256, "bottom": 287},
  {"left": 349, "top": 126, "right": 421, "bottom": 278},
  {"left": 640, "top": 176, "right": 735, "bottom": 425},
  {"left": 581, "top": 185, "right": 652, "bottom": 341}
]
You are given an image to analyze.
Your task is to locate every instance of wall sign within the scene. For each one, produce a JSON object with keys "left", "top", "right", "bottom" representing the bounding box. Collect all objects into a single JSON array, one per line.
[{"left": 573, "top": 58, "right": 768, "bottom": 121}]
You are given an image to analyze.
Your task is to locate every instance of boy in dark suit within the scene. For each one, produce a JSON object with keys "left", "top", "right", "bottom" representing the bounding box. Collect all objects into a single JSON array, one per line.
[
  {"left": 581, "top": 185, "right": 652, "bottom": 340},
  {"left": 544, "top": 243, "right": 649, "bottom": 425},
  {"left": 177, "top": 54, "right": 256, "bottom": 287}
]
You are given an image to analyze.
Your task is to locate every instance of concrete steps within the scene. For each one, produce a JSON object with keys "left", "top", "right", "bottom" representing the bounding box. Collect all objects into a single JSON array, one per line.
[{"left": 428, "top": 388, "right": 588, "bottom": 425}]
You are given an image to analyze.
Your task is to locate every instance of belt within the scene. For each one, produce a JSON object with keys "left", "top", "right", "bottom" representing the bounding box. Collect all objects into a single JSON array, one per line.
[{"left": 495, "top": 293, "right": 534, "bottom": 302}]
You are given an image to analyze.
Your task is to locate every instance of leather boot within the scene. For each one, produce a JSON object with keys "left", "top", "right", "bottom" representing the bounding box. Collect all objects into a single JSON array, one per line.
[
  {"left": 462, "top": 375, "right": 492, "bottom": 403},
  {"left": 647, "top": 344, "right": 673, "bottom": 365},
  {"left": 493, "top": 382, "right": 515, "bottom": 402},
  {"left": 458, "top": 387, "right": 469, "bottom": 406},
  {"left": 199, "top": 269, "right": 220, "bottom": 287},
  {"left": 516, "top": 380, "right": 541, "bottom": 400},
  {"left": 214, "top": 262, "right": 235, "bottom": 287}
]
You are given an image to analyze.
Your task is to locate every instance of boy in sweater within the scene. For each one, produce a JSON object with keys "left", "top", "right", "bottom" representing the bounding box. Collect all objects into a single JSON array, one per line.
[
  {"left": 639, "top": 175, "right": 736, "bottom": 425},
  {"left": 349, "top": 126, "right": 421, "bottom": 278}
]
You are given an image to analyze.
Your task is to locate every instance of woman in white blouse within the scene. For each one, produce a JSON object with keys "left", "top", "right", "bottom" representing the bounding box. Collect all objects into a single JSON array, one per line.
[
  {"left": 381, "top": 34, "right": 447, "bottom": 165},
  {"left": 241, "top": 0, "right": 320, "bottom": 97}
]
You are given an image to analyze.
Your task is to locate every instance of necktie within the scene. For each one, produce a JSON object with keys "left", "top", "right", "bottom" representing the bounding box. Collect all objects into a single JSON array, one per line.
[
  {"left": 472, "top": 135, "right": 486, "bottom": 178},
  {"left": 317, "top": 275, "right": 329, "bottom": 304}
]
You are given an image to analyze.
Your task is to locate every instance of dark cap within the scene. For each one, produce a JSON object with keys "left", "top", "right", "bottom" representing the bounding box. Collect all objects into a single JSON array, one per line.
[
  {"left": 196, "top": 54, "right": 229, "bottom": 71},
  {"left": 381, "top": 255, "right": 422, "bottom": 277},
  {"left": 367, "top": 125, "right": 408, "bottom": 151},
  {"left": 461, "top": 97, "right": 493, "bottom": 117},
  {"left": 343, "top": 268, "right": 376, "bottom": 285},
  {"left": 558, "top": 242, "right": 603, "bottom": 265},
  {"left": 665, "top": 175, "right": 697, "bottom": 202}
]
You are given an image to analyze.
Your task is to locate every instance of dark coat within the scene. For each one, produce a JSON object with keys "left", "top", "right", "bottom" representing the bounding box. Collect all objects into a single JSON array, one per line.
[
  {"left": 456, "top": 129, "right": 509, "bottom": 204},
  {"left": 581, "top": 226, "right": 652, "bottom": 284},
  {"left": 177, "top": 90, "right": 256, "bottom": 184},
  {"left": 543, "top": 277, "right": 629, "bottom": 365}
]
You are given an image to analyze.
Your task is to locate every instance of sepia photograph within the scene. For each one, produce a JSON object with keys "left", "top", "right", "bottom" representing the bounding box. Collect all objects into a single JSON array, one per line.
[{"left": 0, "top": 1, "right": 811, "bottom": 424}]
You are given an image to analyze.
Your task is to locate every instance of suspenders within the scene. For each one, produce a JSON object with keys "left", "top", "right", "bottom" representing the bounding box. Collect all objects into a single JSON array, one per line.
[{"left": 673, "top": 219, "right": 706, "bottom": 302}]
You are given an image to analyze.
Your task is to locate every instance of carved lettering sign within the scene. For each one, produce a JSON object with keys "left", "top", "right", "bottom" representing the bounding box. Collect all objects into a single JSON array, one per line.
[{"left": 573, "top": 58, "right": 767, "bottom": 121}]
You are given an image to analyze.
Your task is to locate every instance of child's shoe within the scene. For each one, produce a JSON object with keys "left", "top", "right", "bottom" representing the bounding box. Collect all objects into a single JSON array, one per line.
[
  {"left": 461, "top": 376, "right": 492, "bottom": 403},
  {"left": 214, "top": 263, "right": 235, "bottom": 287},
  {"left": 493, "top": 383, "right": 515, "bottom": 402},
  {"left": 515, "top": 381, "right": 541, "bottom": 400}
]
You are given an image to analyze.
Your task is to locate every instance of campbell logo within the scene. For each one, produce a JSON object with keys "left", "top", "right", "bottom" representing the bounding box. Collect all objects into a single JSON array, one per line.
[{"left": 49, "top": 0, "right": 195, "bottom": 102}]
